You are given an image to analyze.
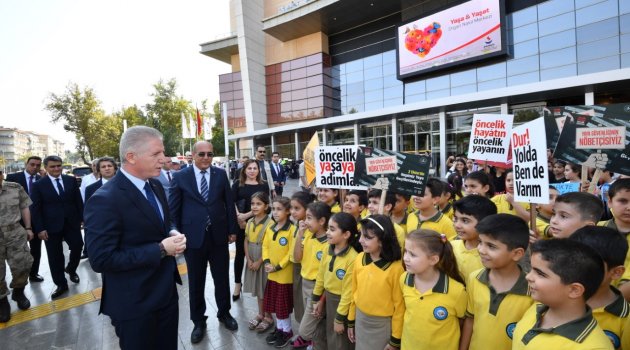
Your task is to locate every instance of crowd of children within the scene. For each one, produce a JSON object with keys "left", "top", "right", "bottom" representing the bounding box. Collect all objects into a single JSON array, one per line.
[{"left": 235, "top": 158, "right": 630, "bottom": 350}]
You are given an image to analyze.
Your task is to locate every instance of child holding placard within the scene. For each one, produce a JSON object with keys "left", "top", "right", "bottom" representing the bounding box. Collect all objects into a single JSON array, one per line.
[{"left": 491, "top": 169, "right": 530, "bottom": 222}]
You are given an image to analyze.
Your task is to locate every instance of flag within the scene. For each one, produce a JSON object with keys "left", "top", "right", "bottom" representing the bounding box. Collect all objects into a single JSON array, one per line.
[
  {"left": 203, "top": 116, "right": 213, "bottom": 140},
  {"left": 196, "top": 108, "right": 203, "bottom": 138},
  {"left": 188, "top": 114, "right": 196, "bottom": 140},
  {"left": 181, "top": 112, "right": 190, "bottom": 138}
]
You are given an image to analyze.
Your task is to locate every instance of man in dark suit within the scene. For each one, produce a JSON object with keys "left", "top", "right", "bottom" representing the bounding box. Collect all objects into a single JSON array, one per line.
[
  {"left": 82, "top": 157, "right": 118, "bottom": 259},
  {"left": 84, "top": 126, "right": 186, "bottom": 349},
  {"left": 154, "top": 156, "right": 174, "bottom": 201},
  {"left": 6, "top": 156, "right": 44, "bottom": 282},
  {"left": 269, "top": 151, "right": 287, "bottom": 196},
  {"left": 30, "top": 155, "right": 84, "bottom": 299},
  {"left": 169, "top": 141, "right": 239, "bottom": 343}
]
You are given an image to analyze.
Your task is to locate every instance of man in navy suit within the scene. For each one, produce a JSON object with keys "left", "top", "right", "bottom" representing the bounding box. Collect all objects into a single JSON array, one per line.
[
  {"left": 169, "top": 141, "right": 239, "bottom": 343},
  {"left": 30, "top": 155, "right": 84, "bottom": 299},
  {"left": 270, "top": 151, "right": 287, "bottom": 196},
  {"left": 84, "top": 126, "right": 186, "bottom": 349},
  {"left": 6, "top": 156, "right": 44, "bottom": 282},
  {"left": 154, "top": 156, "right": 175, "bottom": 201}
]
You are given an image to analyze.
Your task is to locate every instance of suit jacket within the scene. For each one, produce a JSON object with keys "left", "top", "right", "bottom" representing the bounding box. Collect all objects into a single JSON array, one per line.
[
  {"left": 155, "top": 170, "right": 173, "bottom": 200},
  {"left": 6, "top": 171, "right": 41, "bottom": 195},
  {"left": 168, "top": 165, "right": 238, "bottom": 249},
  {"left": 269, "top": 161, "right": 286, "bottom": 183},
  {"left": 84, "top": 179, "right": 103, "bottom": 204},
  {"left": 30, "top": 175, "right": 83, "bottom": 234},
  {"left": 84, "top": 172, "right": 181, "bottom": 321}
]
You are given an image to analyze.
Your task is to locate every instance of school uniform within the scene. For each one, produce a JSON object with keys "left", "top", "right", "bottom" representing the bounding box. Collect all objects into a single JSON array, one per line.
[
  {"left": 262, "top": 221, "right": 295, "bottom": 319},
  {"left": 491, "top": 194, "right": 530, "bottom": 216},
  {"left": 535, "top": 214, "right": 552, "bottom": 239},
  {"left": 348, "top": 253, "right": 405, "bottom": 349},
  {"left": 407, "top": 211, "right": 457, "bottom": 241},
  {"left": 330, "top": 202, "right": 341, "bottom": 214},
  {"left": 466, "top": 268, "right": 533, "bottom": 350},
  {"left": 599, "top": 219, "right": 630, "bottom": 286},
  {"left": 243, "top": 216, "right": 272, "bottom": 298},
  {"left": 393, "top": 212, "right": 412, "bottom": 235},
  {"left": 440, "top": 202, "right": 454, "bottom": 220},
  {"left": 512, "top": 304, "right": 613, "bottom": 350},
  {"left": 290, "top": 225, "right": 309, "bottom": 322},
  {"left": 592, "top": 287, "right": 629, "bottom": 350},
  {"left": 399, "top": 271, "right": 467, "bottom": 350},
  {"left": 451, "top": 240, "right": 483, "bottom": 282},
  {"left": 312, "top": 245, "right": 358, "bottom": 350},
  {"left": 297, "top": 231, "right": 328, "bottom": 344}
]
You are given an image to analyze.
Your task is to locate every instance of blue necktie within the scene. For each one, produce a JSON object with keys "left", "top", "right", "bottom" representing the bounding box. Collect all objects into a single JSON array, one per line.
[
  {"left": 144, "top": 182, "right": 163, "bottom": 222},
  {"left": 55, "top": 178, "right": 65, "bottom": 196},
  {"left": 200, "top": 170, "right": 209, "bottom": 201}
]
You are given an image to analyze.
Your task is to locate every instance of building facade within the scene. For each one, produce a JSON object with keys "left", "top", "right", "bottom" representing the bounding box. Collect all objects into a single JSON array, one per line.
[
  {"left": 201, "top": 0, "right": 630, "bottom": 177},
  {"left": 0, "top": 127, "right": 65, "bottom": 172}
]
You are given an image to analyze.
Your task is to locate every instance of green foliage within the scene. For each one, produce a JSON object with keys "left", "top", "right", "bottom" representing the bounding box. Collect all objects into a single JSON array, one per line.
[{"left": 145, "top": 79, "right": 192, "bottom": 156}]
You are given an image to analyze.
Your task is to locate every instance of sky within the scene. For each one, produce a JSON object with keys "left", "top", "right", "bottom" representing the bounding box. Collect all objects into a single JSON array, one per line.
[{"left": 0, "top": 0, "right": 231, "bottom": 150}]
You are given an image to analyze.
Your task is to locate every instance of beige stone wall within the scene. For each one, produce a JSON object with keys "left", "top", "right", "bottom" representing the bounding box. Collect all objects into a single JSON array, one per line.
[
  {"left": 231, "top": 54, "right": 241, "bottom": 72},
  {"left": 264, "top": 0, "right": 291, "bottom": 18},
  {"left": 265, "top": 32, "right": 328, "bottom": 66}
]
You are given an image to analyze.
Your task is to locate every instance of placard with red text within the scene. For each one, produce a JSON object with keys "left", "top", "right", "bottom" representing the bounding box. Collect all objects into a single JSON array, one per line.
[
  {"left": 467, "top": 114, "right": 513, "bottom": 163},
  {"left": 511, "top": 117, "right": 549, "bottom": 204}
]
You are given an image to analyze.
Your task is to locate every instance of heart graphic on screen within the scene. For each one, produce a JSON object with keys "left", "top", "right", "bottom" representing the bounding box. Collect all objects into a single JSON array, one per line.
[{"left": 404, "top": 22, "right": 442, "bottom": 58}]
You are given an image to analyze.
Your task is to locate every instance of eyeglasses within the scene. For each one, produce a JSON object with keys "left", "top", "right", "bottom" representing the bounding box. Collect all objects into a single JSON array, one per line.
[{"left": 197, "top": 152, "right": 214, "bottom": 158}]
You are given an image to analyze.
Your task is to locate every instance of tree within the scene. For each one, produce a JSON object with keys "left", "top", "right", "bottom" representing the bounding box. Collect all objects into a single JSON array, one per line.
[
  {"left": 145, "top": 79, "right": 191, "bottom": 156},
  {"left": 45, "top": 83, "right": 104, "bottom": 163}
]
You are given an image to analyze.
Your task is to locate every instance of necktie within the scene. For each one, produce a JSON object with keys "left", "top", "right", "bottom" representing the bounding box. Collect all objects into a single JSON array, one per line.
[
  {"left": 144, "top": 182, "right": 163, "bottom": 222},
  {"left": 166, "top": 171, "right": 172, "bottom": 182},
  {"left": 55, "top": 178, "right": 65, "bottom": 196},
  {"left": 28, "top": 175, "right": 34, "bottom": 194},
  {"left": 200, "top": 170, "right": 209, "bottom": 201}
]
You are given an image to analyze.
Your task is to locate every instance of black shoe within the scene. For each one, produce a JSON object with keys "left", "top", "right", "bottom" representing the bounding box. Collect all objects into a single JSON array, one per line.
[
  {"left": 29, "top": 274, "right": 44, "bottom": 283},
  {"left": 51, "top": 286, "right": 69, "bottom": 299},
  {"left": 65, "top": 267, "right": 80, "bottom": 283},
  {"left": 11, "top": 288, "right": 30, "bottom": 310},
  {"left": 190, "top": 322, "right": 207, "bottom": 344},
  {"left": 232, "top": 293, "right": 240, "bottom": 302},
  {"left": 218, "top": 314, "right": 238, "bottom": 331},
  {"left": 266, "top": 328, "right": 281, "bottom": 344},
  {"left": 274, "top": 330, "right": 293, "bottom": 348},
  {"left": 0, "top": 297, "right": 10, "bottom": 323}
]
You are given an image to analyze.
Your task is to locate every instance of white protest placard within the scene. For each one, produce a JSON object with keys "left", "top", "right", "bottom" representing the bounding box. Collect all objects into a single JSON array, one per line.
[
  {"left": 511, "top": 117, "right": 549, "bottom": 204},
  {"left": 467, "top": 114, "right": 513, "bottom": 163},
  {"left": 315, "top": 146, "right": 366, "bottom": 190},
  {"left": 366, "top": 156, "right": 398, "bottom": 175},
  {"left": 575, "top": 127, "right": 625, "bottom": 149}
]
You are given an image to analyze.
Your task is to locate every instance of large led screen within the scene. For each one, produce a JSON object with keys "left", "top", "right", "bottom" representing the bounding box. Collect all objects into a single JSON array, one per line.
[{"left": 396, "top": 0, "right": 507, "bottom": 80}]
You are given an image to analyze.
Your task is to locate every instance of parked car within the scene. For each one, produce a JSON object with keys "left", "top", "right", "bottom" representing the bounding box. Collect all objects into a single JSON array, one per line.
[{"left": 70, "top": 166, "right": 92, "bottom": 186}]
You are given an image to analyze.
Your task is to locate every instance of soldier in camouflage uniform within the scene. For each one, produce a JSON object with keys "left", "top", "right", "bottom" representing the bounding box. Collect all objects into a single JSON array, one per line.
[{"left": 0, "top": 170, "right": 34, "bottom": 322}]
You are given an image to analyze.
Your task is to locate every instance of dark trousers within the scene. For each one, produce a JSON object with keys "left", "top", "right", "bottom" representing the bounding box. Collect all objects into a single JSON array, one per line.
[
  {"left": 28, "top": 235, "right": 42, "bottom": 276},
  {"left": 44, "top": 224, "right": 83, "bottom": 287},
  {"left": 234, "top": 228, "right": 245, "bottom": 284},
  {"left": 111, "top": 293, "right": 178, "bottom": 350},
  {"left": 275, "top": 185, "right": 284, "bottom": 196},
  {"left": 184, "top": 226, "right": 231, "bottom": 322}
]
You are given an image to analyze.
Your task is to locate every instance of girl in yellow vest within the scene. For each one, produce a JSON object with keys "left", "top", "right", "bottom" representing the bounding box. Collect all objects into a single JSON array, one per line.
[
  {"left": 400, "top": 230, "right": 468, "bottom": 350},
  {"left": 244, "top": 191, "right": 274, "bottom": 332},
  {"left": 319, "top": 187, "right": 341, "bottom": 213},
  {"left": 289, "top": 191, "right": 316, "bottom": 326}
]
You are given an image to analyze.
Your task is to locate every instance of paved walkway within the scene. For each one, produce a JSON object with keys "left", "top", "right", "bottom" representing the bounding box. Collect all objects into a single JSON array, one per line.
[{"left": 0, "top": 178, "right": 303, "bottom": 350}]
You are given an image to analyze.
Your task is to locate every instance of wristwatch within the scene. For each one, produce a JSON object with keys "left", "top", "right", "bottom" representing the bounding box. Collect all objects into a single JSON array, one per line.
[{"left": 159, "top": 242, "right": 167, "bottom": 259}]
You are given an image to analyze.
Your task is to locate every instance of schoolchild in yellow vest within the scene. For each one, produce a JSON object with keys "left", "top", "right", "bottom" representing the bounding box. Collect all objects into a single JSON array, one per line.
[
  {"left": 571, "top": 226, "right": 630, "bottom": 349},
  {"left": 366, "top": 189, "right": 406, "bottom": 250},
  {"left": 348, "top": 215, "right": 405, "bottom": 350},
  {"left": 312, "top": 212, "right": 360, "bottom": 350},
  {"left": 399, "top": 230, "right": 468, "bottom": 350},
  {"left": 490, "top": 170, "right": 531, "bottom": 222},
  {"left": 451, "top": 195, "right": 497, "bottom": 281},
  {"left": 391, "top": 192, "right": 412, "bottom": 233},
  {"left": 343, "top": 190, "right": 368, "bottom": 226},
  {"left": 460, "top": 214, "right": 534, "bottom": 350},
  {"left": 289, "top": 191, "right": 316, "bottom": 325},
  {"left": 438, "top": 180, "right": 455, "bottom": 220},
  {"left": 318, "top": 187, "right": 341, "bottom": 213},
  {"left": 408, "top": 178, "right": 457, "bottom": 240},
  {"left": 244, "top": 192, "right": 274, "bottom": 332},
  {"left": 262, "top": 197, "right": 295, "bottom": 346},
  {"left": 463, "top": 170, "right": 494, "bottom": 198},
  {"left": 598, "top": 178, "right": 630, "bottom": 300},
  {"left": 533, "top": 186, "right": 558, "bottom": 239},
  {"left": 512, "top": 239, "right": 612, "bottom": 350},
  {"left": 293, "top": 202, "right": 330, "bottom": 348}
]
